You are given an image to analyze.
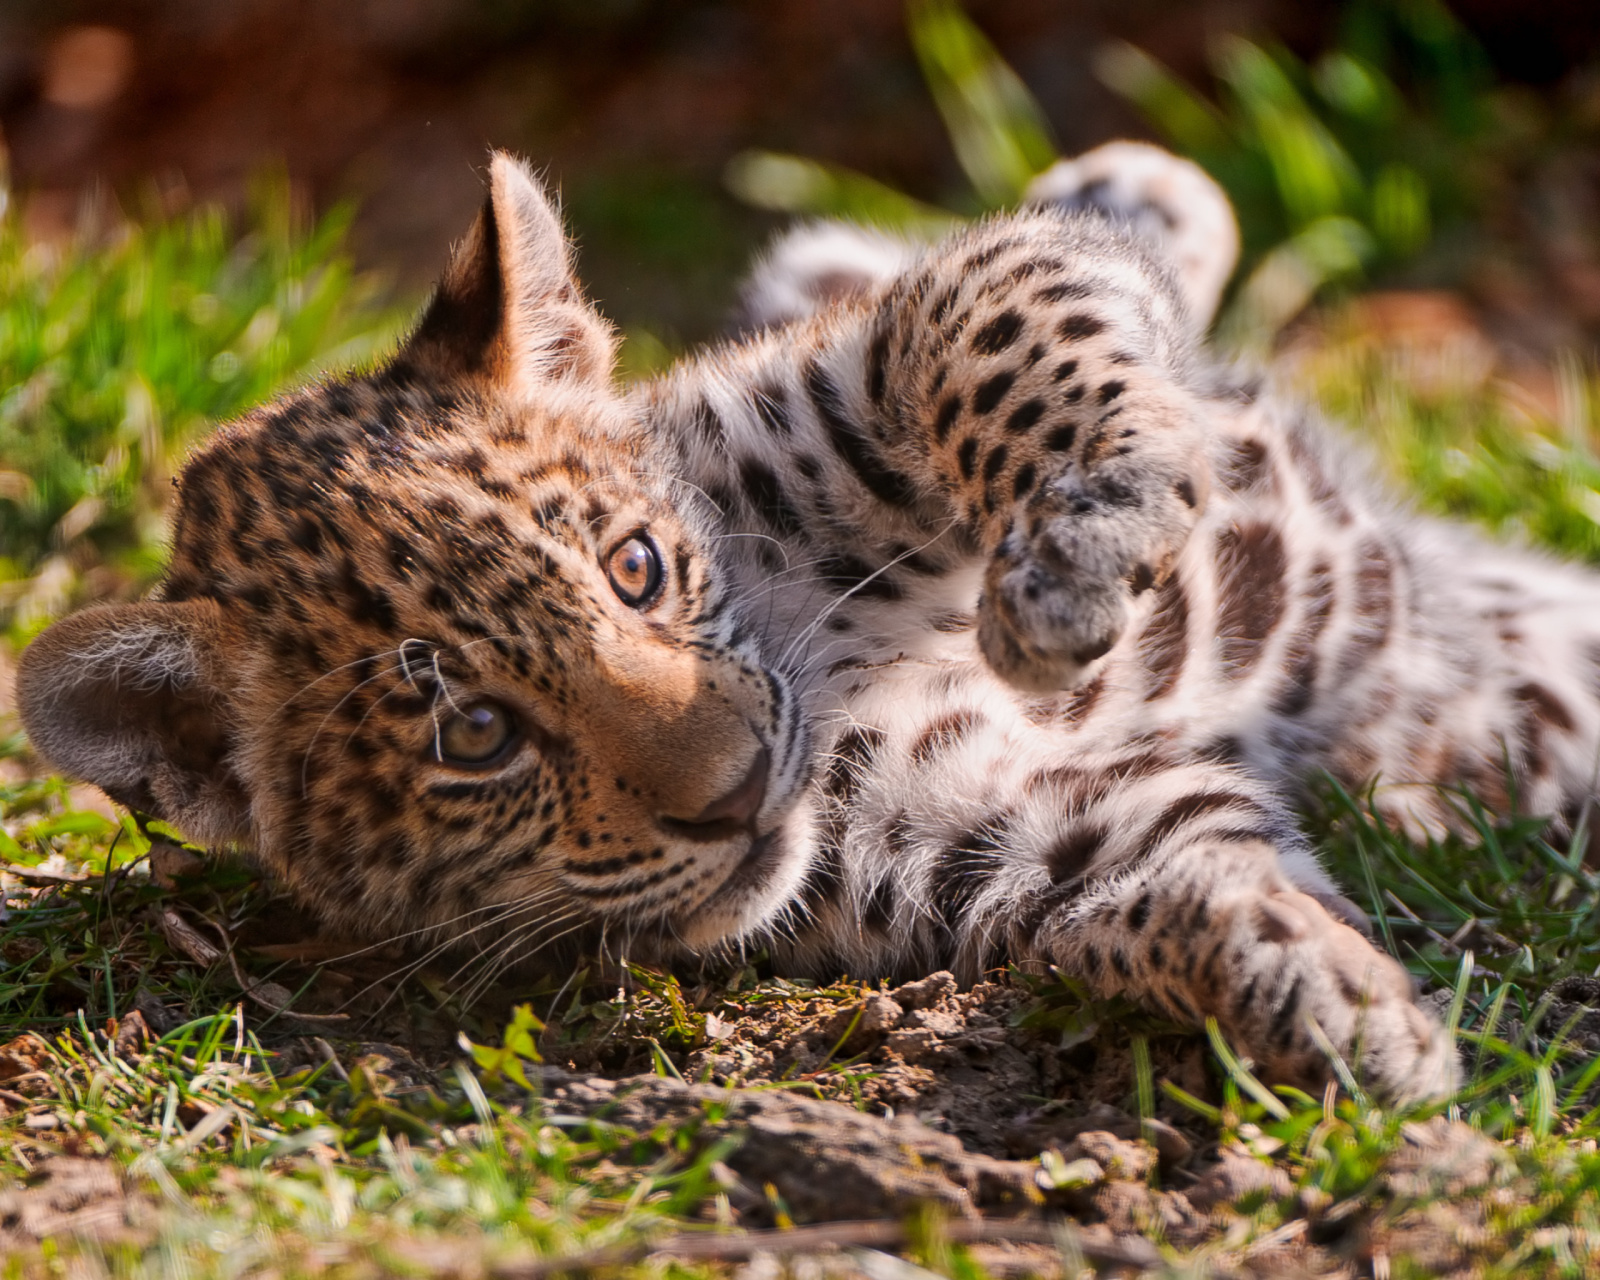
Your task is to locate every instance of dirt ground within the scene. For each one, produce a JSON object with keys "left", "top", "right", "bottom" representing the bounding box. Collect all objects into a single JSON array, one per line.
[{"left": 0, "top": 953, "right": 1528, "bottom": 1277}]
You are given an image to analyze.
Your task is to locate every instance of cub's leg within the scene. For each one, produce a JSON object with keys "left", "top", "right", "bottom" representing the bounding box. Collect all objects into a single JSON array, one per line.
[
  {"left": 790, "top": 708, "right": 1458, "bottom": 1103},
  {"left": 1019, "top": 832, "right": 1458, "bottom": 1104},
  {"left": 671, "top": 148, "right": 1246, "bottom": 697}
]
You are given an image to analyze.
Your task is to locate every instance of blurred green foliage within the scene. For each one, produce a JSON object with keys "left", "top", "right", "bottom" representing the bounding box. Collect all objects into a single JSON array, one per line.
[
  {"left": 726, "top": 0, "right": 1054, "bottom": 231},
  {"left": 908, "top": 0, "right": 1057, "bottom": 208},
  {"left": 0, "top": 177, "right": 401, "bottom": 637},
  {"left": 728, "top": 0, "right": 1513, "bottom": 346},
  {"left": 1296, "top": 338, "right": 1600, "bottom": 563},
  {"left": 1099, "top": 0, "right": 1501, "bottom": 342}
]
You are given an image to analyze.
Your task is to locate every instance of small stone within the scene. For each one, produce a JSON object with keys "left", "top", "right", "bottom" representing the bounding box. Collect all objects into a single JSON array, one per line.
[
  {"left": 112, "top": 1010, "right": 149, "bottom": 1060},
  {"left": 1186, "top": 1148, "right": 1293, "bottom": 1211},
  {"left": 0, "top": 1032, "right": 53, "bottom": 1081},
  {"left": 149, "top": 836, "right": 206, "bottom": 888},
  {"left": 1143, "top": 1117, "right": 1193, "bottom": 1169},
  {"left": 1038, "top": 1150, "right": 1103, "bottom": 1190},
  {"left": 1, "top": 937, "right": 42, "bottom": 965},
  {"left": 890, "top": 971, "right": 958, "bottom": 1010},
  {"left": 1067, "top": 1130, "right": 1155, "bottom": 1182},
  {"left": 822, "top": 993, "right": 903, "bottom": 1052}
]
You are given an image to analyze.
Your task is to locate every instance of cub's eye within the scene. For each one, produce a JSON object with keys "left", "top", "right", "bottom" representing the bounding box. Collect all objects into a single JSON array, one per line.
[
  {"left": 437, "top": 701, "right": 517, "bottom": 766},
  {"left": 606, "top": 533, "right": 664, "bottom": 607}
]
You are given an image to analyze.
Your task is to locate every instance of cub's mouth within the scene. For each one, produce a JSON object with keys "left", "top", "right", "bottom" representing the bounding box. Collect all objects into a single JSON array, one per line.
[{"left": 722, "top": 827, "right": 788, "bottom": 893}]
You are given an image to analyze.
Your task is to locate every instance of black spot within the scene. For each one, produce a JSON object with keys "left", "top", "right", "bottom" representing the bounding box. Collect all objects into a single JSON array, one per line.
[
  {"left": 1047, "top": 826, "right": 1106, "bottom": 883},
  {"left": 821, "top": 726, "right": 885, "bottom": 807},
  {"left": 340, "top": 563, "right": 397, "bottom": 631},
  {"left": 934, "top": 394, "right": 962, "bottom": 443},
  {"left": 1073, "top": 635, "right": 1113, "bottom": 665},
  {"left": 1012, "top": 463, "right": 1037, "bottom": 498},
  {"left": 695, "top": 400, "right": 725, "bottom": 440},
  {"left": 739, "top": 458, "right": 804, "bottom": 535},
  {"left": 1175, "top": 478, "right": 1198, "bottom": 508},
  {"left": 290, "top": 518, "right": 324, "bottom": 556},
  {"left": 794, "top": 840, "right": 846, "bottom": 916},
  {"left": 982, "top": 444, "right": 1009, "bottom": 484},
  {"left": 1274, "top": 560, "right": 1333, "bottom": 717},
  {"left": 1216, "top": 523, "right": 1288, "bottom": 674},
  {"left": 963, "top": 238, "right": 1018, "bottom": 271},
  {"left": 863, "top": 879, "right": 896, "bottom": 930},
  {"left": 1052, "top": 359, "right": 1079, "bottom": 382},
  {"left": 956, "top": 437, "right": 979, "bottom": 480},
  {"left": 909, "top": 709, "right": 984, "bottom": 766},
  {"left": 1045, "top": 423, "right": 1077, "bottom": 452},
  {"left": 1516, "top": 681, "right": 1576, "bottom": 733},
  {"left": 806, "top": 361, "right": 917, "bottom": 507},
  {"left": 1057, "top": 314, "right": 1106, "bottom": 341},
  {"left": 1004, "top": 398, "right": 1047, "bottom": 434},
  {"left": 972, "top": 309, "right": 1024, "bottom": 356},
  {"left": 819, "top": 555, "right": 903, "bottom": 601},
  {"left": 1097, "top": 380, "right": 1126, "bottom": 405},
  {"left": 973, "top": 370, "right": 1015, "bottom": 415},
  {"left": 1140, "top": 792, "right": 1263, "bottom": 855},
  {"left": 1235, "top": 973, "right": 1261, "bottom": 1018},
  {"left": 1221, "top": 438, "right": 1273, "bottom": 493},
  {"left": 867, "top": 331, "right": 890, "bottom": 403},
  {"left": 753, "top": 385, "right": 792, "bottom": 435},
  {"left": 1127, "top": 891, "right": 1152, "bottom": 931},
  {"left": 933, "top": 825, "right": 1005, "bottom": 929},
  {"left": 1140, "top": 576, "right": 1188, "bottom": 701},
  {"left": 1270, "top": 977, "right": 1304, "bottom": 1047},
  {"left": 1035, "top": 280, "right": 1092, "bottom": 303},
  {"left": 1341, "top": 538, "right": 1395, "bottom": 672}
]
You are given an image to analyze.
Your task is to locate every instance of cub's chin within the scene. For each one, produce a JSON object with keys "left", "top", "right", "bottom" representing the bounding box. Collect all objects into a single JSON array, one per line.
[{"left": 671, "top": 805, "right": 818, "bottom": 951}]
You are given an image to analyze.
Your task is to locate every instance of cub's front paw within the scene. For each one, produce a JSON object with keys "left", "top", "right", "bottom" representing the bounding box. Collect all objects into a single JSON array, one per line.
[
  {"left": 977, "top": 476, "right": 1182, "bottom": 693},
  {"left": 978, "top": 541, "right": 1133, "bottom": 693},
  {"left": 1221, "top": 890, "right": 1459, "bottom": 1105}
]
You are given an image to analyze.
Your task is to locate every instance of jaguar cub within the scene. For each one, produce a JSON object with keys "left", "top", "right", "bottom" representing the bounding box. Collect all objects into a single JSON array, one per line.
[{"left": 27, "top": 144, "right": 1600, "bottom": 1104}]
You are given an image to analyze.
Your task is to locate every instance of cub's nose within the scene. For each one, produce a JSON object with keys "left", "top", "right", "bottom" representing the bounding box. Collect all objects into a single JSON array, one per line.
[{"left": 661, "top": 747, "right": 770, "bottom": 840}]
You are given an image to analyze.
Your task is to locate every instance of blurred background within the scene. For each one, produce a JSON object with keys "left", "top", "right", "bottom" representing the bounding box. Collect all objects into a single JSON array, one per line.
[{"left": 3, "top": 0, "right": 1600, "bottom": 636}]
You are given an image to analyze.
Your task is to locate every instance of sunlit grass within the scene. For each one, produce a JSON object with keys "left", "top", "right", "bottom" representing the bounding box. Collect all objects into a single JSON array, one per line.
[{"left": 0, "top": 175, "right": 404, "bottom": 641}]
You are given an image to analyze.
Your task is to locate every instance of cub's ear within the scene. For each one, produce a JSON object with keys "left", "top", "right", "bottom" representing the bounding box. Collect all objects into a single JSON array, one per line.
[
  {"left": 16, "top": 601, "right": 251, "bottom": 848},
  {"left": 400, "top": 152, "right": 616, "bottom": 392}
]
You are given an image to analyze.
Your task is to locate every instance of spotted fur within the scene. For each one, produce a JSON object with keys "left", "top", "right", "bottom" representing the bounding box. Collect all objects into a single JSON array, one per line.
[{"left": 31, "top": 144, "right": 1596, "bottom": 1103}]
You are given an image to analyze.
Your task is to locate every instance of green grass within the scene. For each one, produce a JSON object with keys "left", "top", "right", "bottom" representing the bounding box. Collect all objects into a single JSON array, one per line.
[
  {"left": 0, "top": 175, "right": 403, "bottom": 641},
  {"left": 1294, "top": 332, "right": 1600, "bottom": 563},
  {"left": 7, "top": 763, "right": 1600, "bottom": 1274},
  {"left": 0, "top": 1010, "right": 737, "bottom": 1276}
]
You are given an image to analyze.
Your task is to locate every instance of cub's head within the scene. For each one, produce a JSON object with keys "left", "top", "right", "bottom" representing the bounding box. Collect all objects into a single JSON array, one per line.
[{"left": 17, "top": 154, "right": 813, "bottom": 958}]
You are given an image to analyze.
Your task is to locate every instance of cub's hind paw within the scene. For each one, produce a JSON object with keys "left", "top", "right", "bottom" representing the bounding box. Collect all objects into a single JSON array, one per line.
[{"left": 1025, "top": 141, "right": 1241, "bottom": 331}]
